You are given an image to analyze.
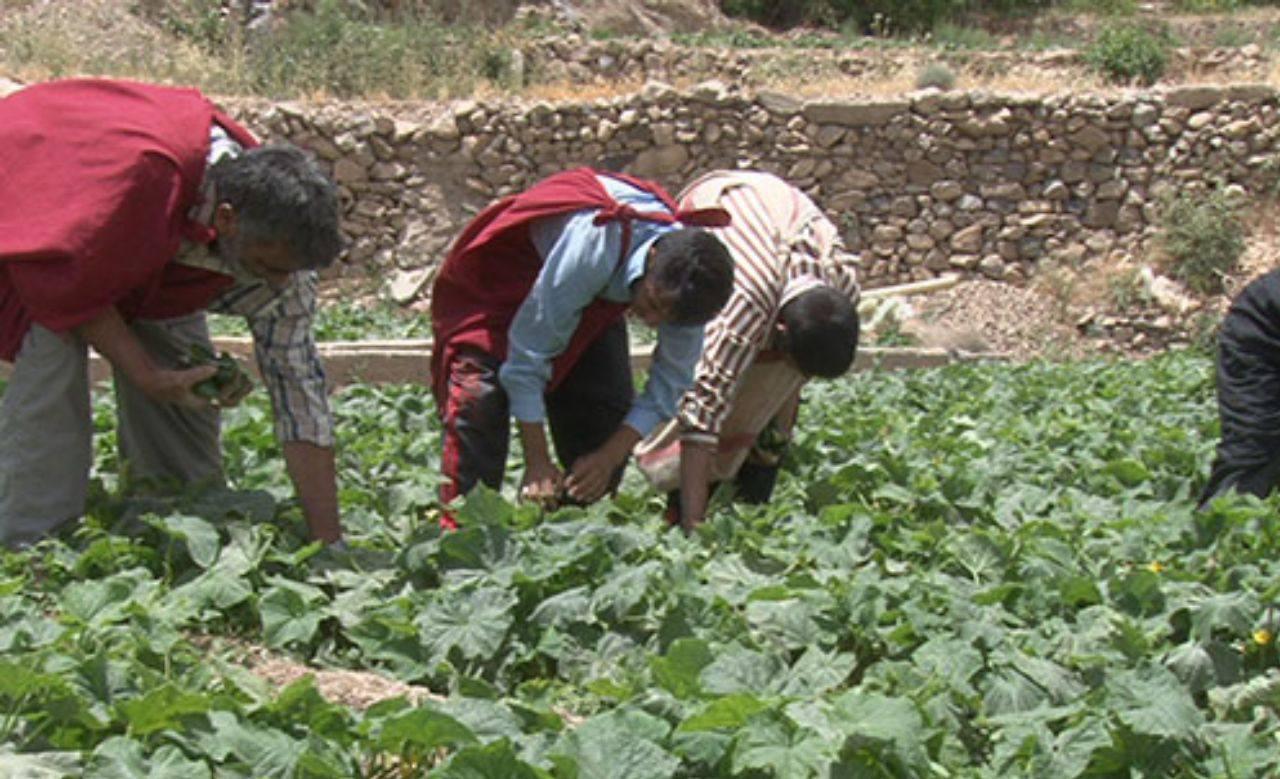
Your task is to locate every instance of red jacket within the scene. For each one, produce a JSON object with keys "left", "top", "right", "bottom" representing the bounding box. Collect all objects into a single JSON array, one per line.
[
  {"left": 0, "top": 79, "right": 258, "bottom": 360},
  {"left": 430, "top": 167, "right": 728, "bottom": 403}
]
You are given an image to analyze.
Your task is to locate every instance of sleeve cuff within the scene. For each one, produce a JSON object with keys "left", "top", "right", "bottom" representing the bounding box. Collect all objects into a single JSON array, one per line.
[
  {"left": 508, "top": 391, "right": 547, "bottom": 424},
  {"left": 624, "top": 407, "right": 665, "bottom": 439},
  {"left": 679, "top": 428, "right": 718, "bottom": 446}
]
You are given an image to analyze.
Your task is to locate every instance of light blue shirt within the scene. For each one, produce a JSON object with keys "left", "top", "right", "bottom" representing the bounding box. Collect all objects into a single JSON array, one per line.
[{"left": 499, "top": 175, "right": 704, "bottom": 437}]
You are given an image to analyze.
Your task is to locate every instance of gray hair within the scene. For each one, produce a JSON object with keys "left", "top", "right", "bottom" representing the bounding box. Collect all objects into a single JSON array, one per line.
[{"left": 209, "top": 144, "right": 343, "bottom": 268}]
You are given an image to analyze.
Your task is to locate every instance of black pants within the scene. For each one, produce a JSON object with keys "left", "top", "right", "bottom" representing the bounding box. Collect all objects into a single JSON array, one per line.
[
  {"left": 1198, "top": 270, "right": 1280, "bottom": 509},
  {"left": 440, "top": 320, "right": 634, "bottom": 506}
]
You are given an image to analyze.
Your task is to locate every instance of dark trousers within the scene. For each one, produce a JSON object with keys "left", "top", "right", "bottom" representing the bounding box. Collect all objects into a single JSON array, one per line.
[
  {"left": 440, "top": 320, "right": 634, "bottom": 516},
  {"left": 1197, "top": 283, "right": 1280, "bottom": 509}
]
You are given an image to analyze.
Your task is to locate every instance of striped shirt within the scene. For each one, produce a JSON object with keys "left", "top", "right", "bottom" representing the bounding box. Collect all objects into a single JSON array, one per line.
[
  {"left": 675, "top": 170, "right": 861, "bottom": 442},
  {"left": 171, "top": 124, "right": 334, "bottom": 448}
]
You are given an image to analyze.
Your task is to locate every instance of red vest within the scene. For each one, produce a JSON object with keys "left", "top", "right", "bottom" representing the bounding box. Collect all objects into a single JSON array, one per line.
[
  {"left": 430, "top": 167, "right": 728, "bottom": 402},
  {"left": 0, "top": 79, "right": 258, "bottom": 360}
]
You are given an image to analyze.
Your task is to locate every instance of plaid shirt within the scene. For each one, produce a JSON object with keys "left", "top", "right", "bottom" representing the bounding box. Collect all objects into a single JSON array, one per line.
[
  {"left": 172, "top": 125, "right": 334, "bottom": 447},
  {"left": 675, "top": 170, "right": 861, "bottom": 443}
]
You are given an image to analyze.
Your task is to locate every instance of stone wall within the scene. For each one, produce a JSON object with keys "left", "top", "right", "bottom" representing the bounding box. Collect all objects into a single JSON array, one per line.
[{"left": 228, "top": 80, "right": 1280, "bottom": 300}]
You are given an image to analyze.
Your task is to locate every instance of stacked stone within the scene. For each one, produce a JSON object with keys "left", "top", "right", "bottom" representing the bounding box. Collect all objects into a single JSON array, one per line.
[
  {"left": 229, "top": 81, "right": 1280, "bottom": 295},
  {"left": 518, "top": 35, "right": 1268, "bottom": 91}
]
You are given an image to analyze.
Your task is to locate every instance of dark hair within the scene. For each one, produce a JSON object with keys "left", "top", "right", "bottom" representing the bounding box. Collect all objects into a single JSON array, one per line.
[
  {"left": 780, "top": 287, "right": 860, "bottom": 378},
  {"left": 647, "top": 229, "right": 734, "bottom": 326},
  {"left": 209, "top": 144, "right": 342, "bottom": 269}
]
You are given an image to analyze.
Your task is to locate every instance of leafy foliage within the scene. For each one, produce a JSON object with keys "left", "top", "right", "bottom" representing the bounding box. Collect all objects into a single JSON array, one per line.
[
  {"left": 1158, "top": 187, "right": 1247, "bottom": 295},
  {"left": 3, "top": 353, "right": 1280, "bottom": 776},
  {"left": 1084, "top": 22, "right": 1174, "bottom": 85}
]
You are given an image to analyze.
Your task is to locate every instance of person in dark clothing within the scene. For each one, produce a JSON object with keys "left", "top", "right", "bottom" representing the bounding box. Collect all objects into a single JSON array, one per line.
[{"left": 1199, "top": 268, "right": 1280, "bottom": 508}]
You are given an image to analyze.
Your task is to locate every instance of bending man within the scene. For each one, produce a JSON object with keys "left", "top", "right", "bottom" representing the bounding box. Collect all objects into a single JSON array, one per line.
[
  {"left": 430, "top": 167, "right": 734, "bottom": 525},
  {"left": 0, "top": 78, "right": 344, "bottom": 547},
  {"left": 1199, "top": 268, "right": 1280, "bottom": 508},
  {"left": 636, "top": 170, "right": 861, "bottom": 529}
]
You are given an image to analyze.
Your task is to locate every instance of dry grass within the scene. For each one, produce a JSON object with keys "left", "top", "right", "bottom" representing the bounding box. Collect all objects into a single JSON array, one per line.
[{"left": 5, "top": 0, "right": 1280, "bottom": 103}]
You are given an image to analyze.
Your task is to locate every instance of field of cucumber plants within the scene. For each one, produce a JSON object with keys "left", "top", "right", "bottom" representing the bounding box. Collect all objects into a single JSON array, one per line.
[{"left": 2, "top": 351, "right": 1279, "bottom": 778}]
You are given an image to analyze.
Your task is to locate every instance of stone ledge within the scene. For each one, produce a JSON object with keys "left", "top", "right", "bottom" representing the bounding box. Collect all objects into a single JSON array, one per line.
[{"left": 0, "top": 340, "right": 1005, "bottom": 391}]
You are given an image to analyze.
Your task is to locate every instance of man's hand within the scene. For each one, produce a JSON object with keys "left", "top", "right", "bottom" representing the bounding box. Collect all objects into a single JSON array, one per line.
[
  {"left": 139, "top": 365, "right": 219, "bottom": 408},
  {"left": 565, "top": 447, "right": 626, "bottom": 503},
  {"left": 210, "top": 367, "right": 254, "bottom": 408},
  {"left": 565, "top": 426, "right": 642, "bottom": 504},
  {"left": 520, "top": 458, "right": 564, "bottom": 507}
]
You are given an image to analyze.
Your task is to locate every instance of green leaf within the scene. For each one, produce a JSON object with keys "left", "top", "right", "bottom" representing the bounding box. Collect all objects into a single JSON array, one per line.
[
  {"left": 0, "top": 747, "right": 82, "bottom": 778},
  {"left": 678, "top": 694, "right": 771, "bottom": 732},
  {"left": 1044, "top": 719, "right": 1111, "bottom": 779},
  {"left": 435, "top": 739, "right": 548, "bottom": 779},
  {"left": 550, "top": 710, "right": 679, "bottom": 779},
  {"left": 698, "top": 646, "right": 786, "bottom": 695},
  {"left": 416, "top": 587, "right": 516, "bottom": 664},
  {"left": 84, "top": 737, "right": 211, "bottom": 779},
  {"left": 1105, "top": 458, "right": 1150, "bottom": 487},
  {"left": 201, "top": 710, "right": 307, "bottom": 778},
  {"left": 259, "top": 578, "right": 327, "bottom": 648},
  {"left": 374, "top": 706, "right": 478, "bottom": 753},
  {"left": 650, "top": 638, "right": 713, "bottom": 700},
  {"left": 1111, "top": 666, "right": 1204, "bottom": 740},
  {"left": 116, "top": 685, "right": 211, "bottom": 737},
  {"left": 148, "top": 513, "right": 221, "bottom": 568},
  {"left": 730, "top": 711, "right": 831, "bottom": 779}
]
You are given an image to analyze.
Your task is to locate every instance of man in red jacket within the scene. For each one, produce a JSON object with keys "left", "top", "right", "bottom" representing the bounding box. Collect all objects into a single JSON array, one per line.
[
  {"left": 0, "top": 79, "right": 344, "bottom": 548},
  {"left": 431, "top": 167, "right": 735, "bottom": 524}
]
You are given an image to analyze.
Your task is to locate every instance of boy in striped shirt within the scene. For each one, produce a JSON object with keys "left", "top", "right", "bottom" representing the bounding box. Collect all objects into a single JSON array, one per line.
[{"left": 636, "top": 170, "right": 861, "bottom": 529}]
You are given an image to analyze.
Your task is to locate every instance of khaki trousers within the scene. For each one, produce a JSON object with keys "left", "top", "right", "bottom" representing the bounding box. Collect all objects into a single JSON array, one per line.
[{"left": 0, "top": 314, "right": 222, "bottom": 547}]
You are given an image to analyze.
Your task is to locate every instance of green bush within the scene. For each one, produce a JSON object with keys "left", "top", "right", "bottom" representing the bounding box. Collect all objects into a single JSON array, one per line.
[
  {"left": 240, "top": 0, "right": 502, "bottom": 98},
  {"left": 1084, "top": 22, "right": 1173, "bottom": 85},
  {"left": 719, "top": 0, "right": 1051, "bottom": 34},
  {"left": 1158, "top": 188, "right": 1247, "bottom": 296},
  {"left": 916, "top": 61, "right": 957, "bottom": 89}
]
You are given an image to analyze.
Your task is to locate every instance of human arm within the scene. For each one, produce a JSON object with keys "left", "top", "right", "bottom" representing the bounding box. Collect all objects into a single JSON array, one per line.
[
  {"left": 516, "top": 421, "right": 563, "bottom": 505},
  {"left": 501, "top": 211, "right": 619, "bottom": 497},
  {"left": 231, "top": 272, "right": 343, "bottom": 543},
  {"left": 282, "top": 440, "right": 341, "bottom": 544},
  {"left": 564, "top": 424, "right": 642, "bottom": 503},
  {"left": 74, "top": 306, "right": 217, "bottom": 406},
  {"left": 677, "top": 438, "right": 715, "bottom": 531}
]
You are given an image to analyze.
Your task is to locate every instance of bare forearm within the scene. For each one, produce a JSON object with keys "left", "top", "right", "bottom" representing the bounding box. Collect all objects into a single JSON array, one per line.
[
  {"left": 73, "top": 307, "right": 157, "bottom": 388},
  {"left": 282, "top": 440, "right": 342, "bottom": 543},
  {"left": 679, "top": 439, "right": 714, "bottom": 531},
  {"left": 517, "top": 421, "right": 554, "bottom": 469}
]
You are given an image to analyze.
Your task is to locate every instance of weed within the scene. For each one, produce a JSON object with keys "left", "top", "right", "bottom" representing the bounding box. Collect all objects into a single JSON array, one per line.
[
  {"left": 1172, "top": 0, "right": 1244, "bottom": 10},
  {"left": 1158, "top": 187, "right": 1247, "bottom": 296},
  {"left": 1084, "top": 22, "right": 1174, "bottom": 85},
  {"left": 916, "top": 61, "right": 958, "bottom": 89},
  {"left": 1066, "top": 0, "right": 1138, "bottom": 15},
  {"left": 1107, "top": 265, "right": 1152, "bottom": 312},
  {"left": 1212, "top": 24, "right": 1258, "bottom": 49},
  {"left": 932, "top": 22, "right": 996, "bottom": 50}
]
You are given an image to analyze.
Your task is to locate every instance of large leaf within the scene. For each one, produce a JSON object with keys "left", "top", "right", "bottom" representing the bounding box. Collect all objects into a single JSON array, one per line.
[
  {"left": 83, "top": 737, "right": 211, "bottom": 779},
  {"left": 146, "top": 513, "right": 221, "bottom": 569},
  {"left": 729, "top": 711, "right": 831, "bottom": 779},
  {"left": 550, "top": 709, "right": 679, "bottom": 779},
  {"left": 417, "top": 587, "right": 517, "bottom": 664},
  {"left": 258, "top": 577, "right": 327, "bottom": 648},
  {"left": 1110, "top": 667, "right": 1204, "bottom": 740},
  {"left": 650, "top": 638, "right": 714, "bottom": 700},
  {"left": 435, "top": 740, "right": 548, "bottom": 779}
]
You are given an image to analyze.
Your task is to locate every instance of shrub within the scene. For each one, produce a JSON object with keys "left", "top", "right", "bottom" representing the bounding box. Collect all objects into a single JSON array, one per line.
[
  {"left": 240, "top": 0, "right": 502, "bottom": 99},
  {"left": 916, "top": 61, "right": 957, "bottom": 89},
  {"left": 1084, "top": 22, "right": 1173, "bottom": 85},
  {"left": 719, "top": 0, "right": 1051, "bottom": 34},
  {"left": 1158, "top": 187, "right": 1247, "bottom": 296}
]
